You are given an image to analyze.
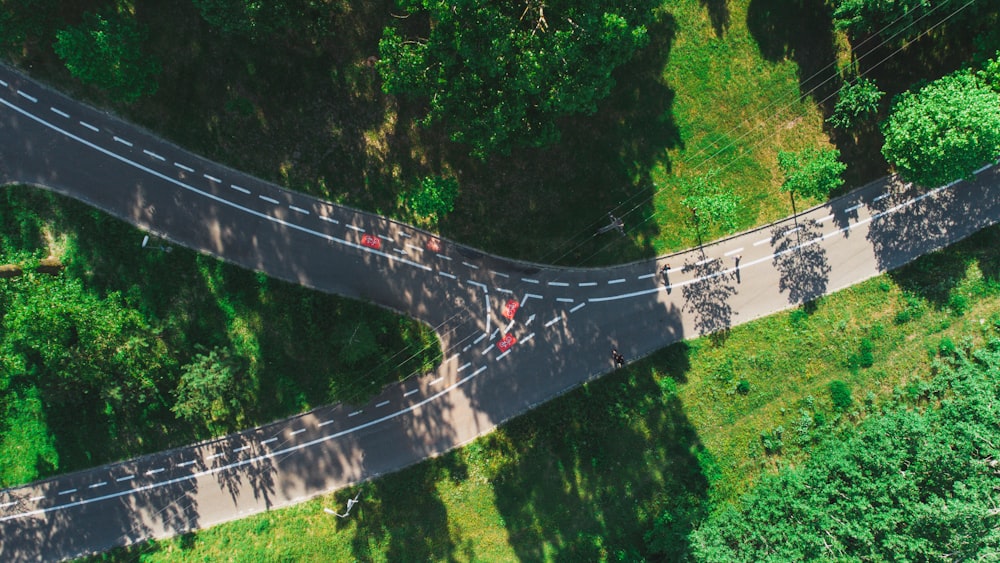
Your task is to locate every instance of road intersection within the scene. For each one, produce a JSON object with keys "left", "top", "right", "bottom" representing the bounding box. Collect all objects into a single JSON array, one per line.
[{"left": 1, "top": 62, "right": 998, "bottom": 561}]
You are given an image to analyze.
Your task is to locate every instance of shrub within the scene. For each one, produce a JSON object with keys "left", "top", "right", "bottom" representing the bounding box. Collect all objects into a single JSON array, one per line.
[
  {"left": 736, "top": 379, "right": 751, "bottom": 395},
  {"left": 829, "top": 380, "right": 854, "bottom": 411}
]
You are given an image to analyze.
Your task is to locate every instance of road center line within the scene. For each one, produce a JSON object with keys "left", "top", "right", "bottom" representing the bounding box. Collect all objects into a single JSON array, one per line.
[
  {"left": 458, "top": 362, "right": 472, "bottom": 372},
  {"left": 57, "top": 489, "right": 77, "bottom": 496},
  {"left": 544, "top": 316, "right": 561, "bottom": 327},
  {"left": 724, "top": 247, "right": 744, "bottom": 256},
  {"left": 569, "top": 303, "right": 586, "bottom": 313},
  {"left": 16, "top": 90, "right": 37, "bottom": 102},
  {"left": 439, "top": 271, "right": 457, "bottom": 279},
  {"left": 88, "top": 482, "right": 107, "bottom": 489},
  {"left": 579, "top": 282, "right": 598, "bottom": 287},
  {"left": 548, "top": 281, "right": 569, "bottom": 287},
  {"left": 753, "top": 237, "right": 770, "bottom": 246},
  {"left": 50, "top": 107, "right": 70, "bottom": 118},
  {"left": 115, "top": 475, "right": 135, "bottom": 483},
  {"left": 143, "top": 149, "right": 165, "bottom": 161},
  {"left": 113, "top": 136, "right": 133, "bottom": 147},
  {"left": 174, "top": 162, "right": 194, "bottom": 172},
  {"left": 79, "top": 121, "right": 99, "bottom": 132},
  {"left": 608, "top": 278, "right": 625, "bottom": 284},
  {"left": 556, "top": 297, "right": 574, "bottom": 303},
  {"left": 845, "top": 203, "right": 862, "bottom": 212},
  {"left": 204, "top": 173, "right": 222, "bottom": 183},
  {"left": 461, "top": 261, "right": 479, "bottom": 269},
  {"left": 435, "top": 253, "right": 452, "bottom": 260},
  {"left": 288, "top": 205, "right": 310, "bottom": 215},
  {"left": 376, "top": 401, "right": 390, "bottom": 408},
  {"left": 522, "top": 278, "right": 539, "bottom": 284},
  {"left": 258, "top": 195, "right": 279, "bottom": 204},
  {"left": 403, "top": 389, "right": 419, "bottom": 397},
  {"left": 229, "top": 184, "right": 251, "bottom": 195}
]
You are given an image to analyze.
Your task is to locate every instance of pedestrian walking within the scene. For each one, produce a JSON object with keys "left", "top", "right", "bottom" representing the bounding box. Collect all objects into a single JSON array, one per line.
[
  {"left": 660, "top": 264, "right": 671, "bottom": 285},
  {"left": 612, "top": 348, "right": 626, "bottom": 368},
  {"left": 734, "top": 255, "right": 742, "bottom": 284}
]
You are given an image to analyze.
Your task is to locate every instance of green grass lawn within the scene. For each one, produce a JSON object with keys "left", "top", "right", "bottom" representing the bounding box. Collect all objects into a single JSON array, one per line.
[{"left": 85, "top": 224, "right": 1000, "bottom": 562}]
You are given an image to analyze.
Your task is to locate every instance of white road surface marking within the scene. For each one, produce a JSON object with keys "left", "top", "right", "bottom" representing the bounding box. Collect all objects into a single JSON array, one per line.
[
  {"left": 496, "top": 350, "right": 511, "bottom": 360},
  {"left": 872, "top": 193, "right": 890, "bottom": 202},
  {"left": 522, "top": 278, "right": 540, "bottom": 284},
  {"left": 436, "top": 253, "right": 452, "bottom": 260},
  {"left": 115, "top": 475, "right": 135, "bottom": 482},
  {"left": 233, "top": 446, "right": 250, "bottom": 453},
  {"left": 816, "top": 214, "right": 834, "bottom": 223},
  {"left": 79, "top": 121, "right": 98, "bottom": 132},
  {"left": 50, "top": 107, "right": 70, "bottom": 118},
  {"left": 261, "top": 438, "right": 278, "bottom": 445},
  {"left": 845, "top": 203, "right": 862, "bottom": 212},
  {"left": 579, "top": 282, "right": 598, "bottom": 287},
  {"left": 522, "top": 332, "right": 535, "bottom": 343},
  {"left": 473, "top": 334, "right": 487, "bottom": 344},
  {"left": 290, "top": 429, "right": 306, "bottom": 436},
  {"left": 548, "top": 281, "right": 569, "bottom": 287},
  {"left": 406, "top": 244, "right": 423, "bottom": 252},
  {"left": 89, "top": 482, "right": 107, "bottom": 489},
  {"left": 753, "top": 237, "right": 770, "bottom": 246},
  {"left": 430, "top": 377, "right": 443, "bottom": 386},
  {"left": 556, "top": 297, "right": 574, "bottom": 303},
  {"left": 174, "top": 162, "right": 194, "bottom": 172},
  {"left": 143, "top": 149, "right": 165, "bottom": 161},
  {"left": 259, "top": 195, "right": 279, "bottom": 204},
  {"left": 203, "top": 174, "right": 222, "bottom": 183},
  {"left": 348, "top": 411, "right": 362, "bottom": 417},
  {"left": 491, "top": 271, "right": 509, "bottom": 278},
  {"left": 113, "top": 136, "right": 133, "bottom": 147},
  {"left": 608, "top": 278, "right": 626, "bottom": 284},
  {"left": 145, "top": 468, "right": 165, "bottom": 475},
  {"left": 462, "top": 261, "right": 479, "bottom": 269},
  {"left": 58, "top": 489, "right": 77, "bottom": 496},
  {"left": 404, "top": 389, "right": 419, "bottom": 397},
  {"left": 376, "top": 401, "right": 390, "bottom": 408},
  {"left": 724, "top": 247, "right": 744, "bottom": 256},
  {"left": 439, "top": 271, "right": 457, "bottom": 279},
  {"left": 177, "top": 461, "right": 197, "bottom": 467},
  {"left": 458, "top": 362, "right": 472, "bottom": 372},
  {"left": 638, "top": 273, "right": 655, "bottom": 280},
  {"left": 569, "top": 303, "right": 586, "bottom": 313},
  {"left": 289, "top": 205, "right": 310, "bottom": 215},
  {"left": 346, "top": 224, "right": 365, "bottom": 232},
  {"left": 319, "top": 215, "right": 339, "bottom": 224},
  {"left": 544, "top": 316, "right": 560, "bottom": 327},
  {"left": 229, "top": 184, "right": 251, "bottom": 194},
  {"left": 16, "top": 90, "right": 37, "bottom": 102}
]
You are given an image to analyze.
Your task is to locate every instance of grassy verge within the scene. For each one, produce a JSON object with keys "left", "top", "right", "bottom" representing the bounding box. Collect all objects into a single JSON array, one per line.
[
  {"left": 0, "top": 186, "right": 440, "bottom": 487},
  {"left": 85, "top": 223, "right": 1000, "bottom": 561}
]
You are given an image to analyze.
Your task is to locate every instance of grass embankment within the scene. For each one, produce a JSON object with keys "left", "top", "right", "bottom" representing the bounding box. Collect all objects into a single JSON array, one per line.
[
  {"left": 86, "top": 223, "right": 1000, "bottom": 561},
  {"left": 0, "top": 187, "right": 440, "bottom": 488}
]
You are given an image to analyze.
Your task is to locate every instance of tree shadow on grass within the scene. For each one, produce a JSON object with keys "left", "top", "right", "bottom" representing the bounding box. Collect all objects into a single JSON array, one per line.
[
  {"left": 486, "top": 350, "right": 709, "bottom": 561},
  {"left": 747, "top": 0, "right": 840, "bottom": 105},
  {"left": 702, "top": 0, "right": 731, "bottom": 37},
  {"left": 437, "top": 13, "right": 682, "bottom": 267}
]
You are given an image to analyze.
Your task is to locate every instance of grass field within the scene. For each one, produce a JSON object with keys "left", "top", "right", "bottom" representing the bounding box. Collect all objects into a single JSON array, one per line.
[{"left": 84, "top": 222, "right": 1000, "bottom": 562}]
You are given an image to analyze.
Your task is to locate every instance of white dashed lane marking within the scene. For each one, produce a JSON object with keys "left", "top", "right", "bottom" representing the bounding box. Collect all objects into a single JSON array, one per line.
[
  {"left": 289, "top": 205, "right": 310, "bottom": 215},
  {"left": 556, "top": 297, "right": 574, "bottom": 303},
  {"left": 146, "top": 468, "right": 165, "bottom": 475},
  {"left": 548, "top": 281, "right": 569, "bottom": 287},
  {"left": 261, "top": 438, "right": 278, "bottom": 445},
  {"left": 570, "top": 303, "right": 586, "bottom": 313},
  {"left": 845, "top": 203, "right": 862, "bottom": 212},
  {"left": 115, "top": 475, "right": 135, "bottom": 483},
  {"left": 724, "top": 247, "right": 744, "bottom": 256},
  {"left": 753, "top": 237, "right": 770, "bottom": 246},
  {"left": 57, "top": 489, "right": 77, "bottom": 496},
  {"left": 79, "top": 121, "right": 98, "bottom": 132},
  {"left": 544, "top": 316, "right": 560, "bottom": 327},
  {"left": 319, "top": 215, "right": 339, "bottom": 224},
  {"left": 50, "top": 107, "right": 70, "bottom": 118},
  {"left": 143, "top": 149, "right": 165, "bottom": 161},
  {"left": 404, "top": 389, "right": 419, "bottom": 397},
  {"left": 462, "top": 261, "right": 479, "bottom": 269},
  {"left": 259, "top": 195, "right": 280, "bottom": 205},
  {"left": 178, "top": 461, "right": 197, "bottom": 467},
  {"left": 88, "top": 482, "right": 107, "bottom": 489},
  {"left": 16, "top": 90, "right": 37, "bottom": 103},
  {"left": 113, "top": 136, "right": 133, "bottom": 147},
  {"left": 439, "top": 272, "right": 457, "bottom": 279},
  {"left": 376, "top": 401, "right": 390, "bottom": 408},
  {"left": 522, "top": 278, "right": 540, "bottom": 284},
  {"left": 579, "top": 282, "right": 597, "bottom": 287},
  {"left": 608, "top": 278, "right": 625, "bottom": 284},
  {"left": 230, "top": 184, "right": 251, "bottom": 195},
  {"left": 348, "top": 411, "right": 362, "bottom": 417},
  {"left": 435, "top": 253, "right": 452, "bottom": 260},
  {"left": 204, "top": 174, "right": 222, "bottom": 183},
  {"left": 430, "top": 377, "right": 443, "bottom": 386},
  {"left": 174, "top": 162, "right": 194, "bottom": 173}
]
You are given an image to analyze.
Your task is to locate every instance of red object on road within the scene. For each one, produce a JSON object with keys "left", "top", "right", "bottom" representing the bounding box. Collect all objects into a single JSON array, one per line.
[
  {"left": 502, "top": 299, "right": 520, "bottom": 320},
  {"left": 361, "top": 234, "right": 382, "bottom": 250},
  {"left": 497, "top": 334, "right": 517, "bottom": 352},
  {"left": 426, "top": 238, "right": 442, "bottom": 252}
]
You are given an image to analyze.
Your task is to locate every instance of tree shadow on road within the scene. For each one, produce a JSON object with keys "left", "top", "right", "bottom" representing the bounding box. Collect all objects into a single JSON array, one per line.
[
  {"left": 682, "top": 255, "right": 738, "bottom": 343},
  {"left": 770, "top": 219, "right": 831, "bottom": 308}
]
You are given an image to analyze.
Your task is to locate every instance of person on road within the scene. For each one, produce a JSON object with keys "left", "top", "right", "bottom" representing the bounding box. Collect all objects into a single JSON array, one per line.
[
  {"left": 612, "top": 348, "right": 626, "bottom": 368},
  {"left": 661, "top": 264, "right": 671, "bottom": 286}
]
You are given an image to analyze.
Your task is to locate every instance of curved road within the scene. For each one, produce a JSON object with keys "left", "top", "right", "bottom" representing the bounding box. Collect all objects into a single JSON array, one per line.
[{"left": 1, "top": 63, "right": 998, "bottom": 561}]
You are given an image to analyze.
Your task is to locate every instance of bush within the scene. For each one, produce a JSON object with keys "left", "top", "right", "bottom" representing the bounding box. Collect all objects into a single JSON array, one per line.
[
  {"left": 829, "top": 380, "right": 854, "bottom": 411},
  {"left": 407, "top": 176, "right": 459, "bottom": 222},
  {"left": 736, "top": 379, "right": 751, "bottom": 395},
  {"left": 948, "top": 293, "right": 969, "bottom": 316},
  {"left": 848, "top": 337, "right": 875, "bottom": 370}
]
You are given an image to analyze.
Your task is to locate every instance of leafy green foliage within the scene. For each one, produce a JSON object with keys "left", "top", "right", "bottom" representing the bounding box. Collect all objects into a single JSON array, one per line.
[
  {"left": 53, "top": 11, "right": 160, "bottom": 102},
  {"left": 0, "top": 0, "right": 57, "bottom": 51},
  {"left": 377, "top": 0, "right": 656, "bottom": 157},
  {"left": 828, "top": 379, "right": 854, "bottom": 410},
  {"left": 847, "top": 337, "right": 875, "bottom": 371},
  {"left": 881, "top": 70, "right": 1000, "bottom": 188},
  {"left": 827, "top": 77, "right": 884, "bottom": 129},
  {"left": 736, "top": 379, "right": 750, "bottom": 395},
  {"left": 832, "top": 0, "right": 933, "bottom": 41},
  {"left": 191, "top": 0, "right": 332, "bottom": 37},
  {"left": 407, "top": 176, "right": 459, "bottom": 223},
  {"left": 679, "top": 173, "right": 740, "bottom": 242},
  {"left": 690, "top": 340, "right": 1000, "bottom": 561},
  {"left": 172, "top": 347, "right": 252, "bottom": 433},
  {"left": 777, "top": 147, "right": 846, "bottom": 204}
]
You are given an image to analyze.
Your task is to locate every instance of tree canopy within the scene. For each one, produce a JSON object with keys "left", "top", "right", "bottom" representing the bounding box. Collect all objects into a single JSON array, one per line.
[
  {"left": 680, "top": 172, "right": 740, "bottom": 243},
  {"left": 689, "top": 339, "right": 1000, "bottom": 561},
  {"left": 881, "top": 69, "right": 1000, "bottom": 187},
  {"left": 827, "top": 77, "right": 884, "bottom": 129},
  {"left": 832, "top": 0, "right": 934, "bottom": 41},
  {"left": 53, "top": 11, "right": 160, "bottom": 102},
  {"left": 777, "top": 147, "right": 846, "bottom": 207},
  {"left": 377, "top": 0, "right": 657, "bottom": 157}
]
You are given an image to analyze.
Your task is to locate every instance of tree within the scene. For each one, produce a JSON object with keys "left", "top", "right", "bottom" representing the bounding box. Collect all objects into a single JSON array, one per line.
[
  {"left": 407, "top": 176, "right": 459, "bottom": 224},
  {"left": 832, "top": 0, "right": 933, "bottom": 42},
  {"left": 377, "top": 0, "right": 657, "bottom": 158},
  {"left": 53, "top": 11, "right": 160, "bottom": 102},
  {"left": 172, "top": 346, "right": 252, "bottom": 433},
  {"left": 827, "top": 77, "right": 884, "bottom": 129},
  {"left": 192, "top": 0, "right": 326, "bottom": 37},
  {"left": 680, "top": 172, "right": 741, "bottom": 245},
  {"left": 881, "top": 70, "right": 1000, "bottom": 188},
  {"left": 688, "top": 339, "right": 1000, "bottom": 561},
  {"left": 0, "top": 0, "right": 57, "bottom": 51},
  {"left": 777, "top": 147, "right": 845, "bottom": 211}
]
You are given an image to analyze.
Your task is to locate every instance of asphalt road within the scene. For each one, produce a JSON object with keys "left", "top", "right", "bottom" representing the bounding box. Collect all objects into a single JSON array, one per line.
[{"left": 1, "top": 63, "right": 998, "bottom": 561}]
